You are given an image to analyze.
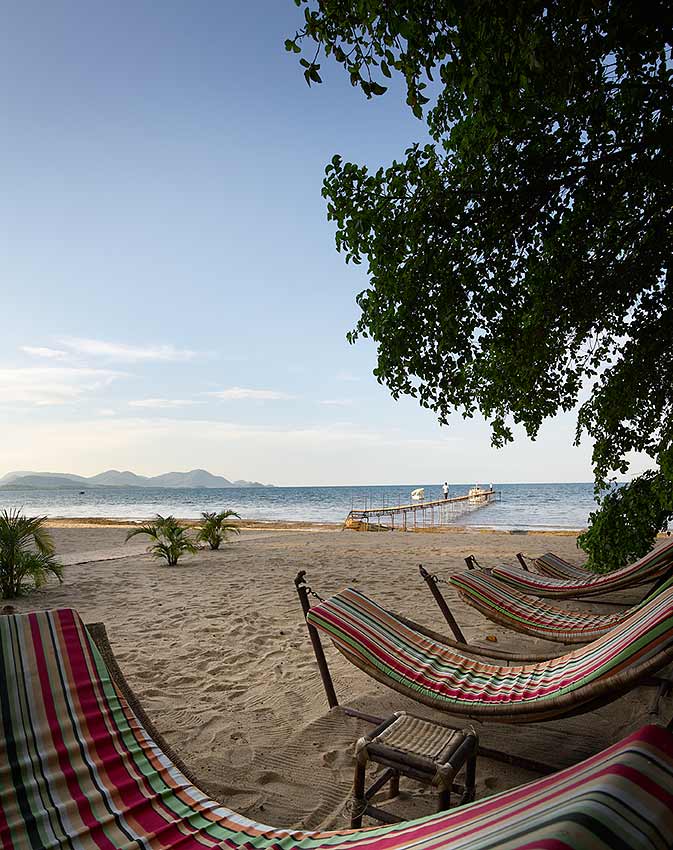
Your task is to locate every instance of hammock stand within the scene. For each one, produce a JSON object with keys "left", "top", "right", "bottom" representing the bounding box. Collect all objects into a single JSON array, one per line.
[
  {"left": 462, "top": 555, "right": 637, "bottom": 607},
  {"left": 3, "top": 608, "right": 673, "bottom": 849},
  {"left": 421, "top": 563, "right": 643, "bottom": 645},
  {"left": 293, "top": 571, "right": 673, "bottom": 775},
  {"left": 421, "top": 564, "right": 673, "bottom": 705},
  {"left": 295, "top": 571, "right": 566, "bottom": 775}
]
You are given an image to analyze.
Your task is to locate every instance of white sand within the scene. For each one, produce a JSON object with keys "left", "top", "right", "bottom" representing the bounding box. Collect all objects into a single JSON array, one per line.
[{"left": 8, "top": 524, "right": 670, "bottom": 830}]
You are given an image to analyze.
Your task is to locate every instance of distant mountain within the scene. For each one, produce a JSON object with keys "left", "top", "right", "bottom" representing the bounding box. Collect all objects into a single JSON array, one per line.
[
  {"left": 88, "top": 470, "right": 155, "bottom": 487},
  {"left": 0, "top": 471, "right": 88, "bottom": 485},
  {"left": 0, "top": 474, "right": 88, "bottom": 490},
  {"left": 0, "top": 469, "right": 270, "bottom": 489},
  {"left": 149, "top": 469, "right": 233, "bottom": 488}
]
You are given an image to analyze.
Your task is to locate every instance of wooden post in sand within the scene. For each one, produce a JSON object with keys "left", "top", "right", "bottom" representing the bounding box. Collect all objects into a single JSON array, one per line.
[
  {"left": 418, "top": 565, "right": 467, "bottom": 643},
  {"left": 294, "top": 570, "right": 339, "bottom": 708}
]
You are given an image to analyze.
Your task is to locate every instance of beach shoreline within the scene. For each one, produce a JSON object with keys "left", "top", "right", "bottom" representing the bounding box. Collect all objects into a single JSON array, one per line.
[{"left": 43, "top": 516, "right": 586, "bottom": 535}]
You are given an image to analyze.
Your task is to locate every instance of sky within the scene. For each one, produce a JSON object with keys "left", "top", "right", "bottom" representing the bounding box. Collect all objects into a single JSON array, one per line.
[{"left": 0, "top": 1, "right": 641, "bottom": 485}]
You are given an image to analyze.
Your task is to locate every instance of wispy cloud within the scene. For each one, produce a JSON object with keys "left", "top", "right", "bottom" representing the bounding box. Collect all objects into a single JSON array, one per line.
[
  {"left": 206, "top": 387, "right": 295, "bottom": 401},
  {"left": 335, "top": 371, "right": 361, "bottom": 382},
  {"left": 0, "top": 367, "right": 123, "bottom": 406},
  {"left": 59, "top": 337, "right": 198, "bottom": 362},
  {"left": 320, "top": 399, "right": 353, "bottom": 407},
  {"left": 21, "top": 346, "right": 68, "bottom": 360},
  {"left": 0, "top": 415, "right": 474, "bottom": 486},
  {"left": 128, "top": 398, "right": 201, "bottom": 409}
]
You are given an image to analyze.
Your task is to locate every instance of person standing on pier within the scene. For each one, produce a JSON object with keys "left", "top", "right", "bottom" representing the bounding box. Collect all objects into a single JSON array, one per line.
[{"left": 443, "top": 481, "right": 449, "bottom": 500}]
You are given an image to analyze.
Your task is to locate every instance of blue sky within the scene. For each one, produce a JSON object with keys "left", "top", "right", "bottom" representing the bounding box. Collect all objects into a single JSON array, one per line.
[{"left": 0, "top": 1, "right": 620, "bottom": 485}]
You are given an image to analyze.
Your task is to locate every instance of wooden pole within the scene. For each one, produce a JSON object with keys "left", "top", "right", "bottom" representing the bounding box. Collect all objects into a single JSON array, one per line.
[
  {"left": 294, "top": 571, "right": 339, "bottom": 708},
  {"left": 418, "top": 565, "right": 467, "bottom": 643}
]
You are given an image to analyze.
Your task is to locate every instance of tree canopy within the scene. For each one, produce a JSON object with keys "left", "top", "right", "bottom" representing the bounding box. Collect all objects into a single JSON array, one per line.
[{"left": 287, "top": 1, "right": 673, "bottom": 569}]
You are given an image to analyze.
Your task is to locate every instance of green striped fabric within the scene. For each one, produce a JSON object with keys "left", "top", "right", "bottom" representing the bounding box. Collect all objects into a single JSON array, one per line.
[
  {"left": 450, "top": 571, "right": 673, "bottom": 643},
  {"left": 2, "top": 609, "right": 673, "bottom": 848},
  {"left": 534, "top": 553, "right": 591, "bottom": 580},
  {"left": 492, "top": 538, "right": 673, "bottom": 598},
  {"left": 307, "top": 586, "right": 673, "bottom": 719}
]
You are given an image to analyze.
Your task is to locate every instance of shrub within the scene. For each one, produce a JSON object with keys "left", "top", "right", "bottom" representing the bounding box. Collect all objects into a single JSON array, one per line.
[
  {"left": 196, "top": 510, "right": 241, "bottom": 550},
  {"left": 0, "top": 509, "right": 63, "bottom": 599},
  {"left": 125, "top": 514, "right": 198, "bottom": 566}
]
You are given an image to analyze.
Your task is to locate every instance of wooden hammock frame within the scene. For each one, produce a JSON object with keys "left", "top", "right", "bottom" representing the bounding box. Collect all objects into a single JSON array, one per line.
[
  {"left": 420, "top": 564, "right": 673, "bottom": 657},
  {"left": 2, "top": 610, "right": 673, "bottom": 846},
  {"left": 295, "top": 571, "right": 673, "bottom": 773},
  {"left": 419, "top": 564, "right": 635, "bottom": 645},
  {"left": 294, "top": 571, "right": 563, "bottom": 774},
  {"left": 462, "top": 553, "right": 673, "bottom": 606}
]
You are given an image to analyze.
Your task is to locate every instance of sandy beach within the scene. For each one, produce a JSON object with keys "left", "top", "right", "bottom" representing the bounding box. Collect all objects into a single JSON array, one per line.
[{"left": 8, "top": 523, "right": 671, "bottom": 830}]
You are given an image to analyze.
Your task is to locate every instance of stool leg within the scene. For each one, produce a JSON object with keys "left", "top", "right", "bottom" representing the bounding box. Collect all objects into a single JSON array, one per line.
[
  {"left": 438, "top": 787, "right": 450, "bottom": 812},
  {"left": 461, "top": 753, "right": 476, "bottom": 805},
  {"left": 351, "top": 760, "right": 366, "bottom": 828},
  {"left": 389, "top": 770, "right": 400, "bottom": 799}
]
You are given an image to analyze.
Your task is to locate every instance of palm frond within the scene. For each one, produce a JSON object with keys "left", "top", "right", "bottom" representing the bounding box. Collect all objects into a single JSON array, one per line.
[
  {"left": 125, "top": 522, "right": 161, "bottom": 542},
  {"left": 196, "top": 509, "right": 241, "bottom": 549},
  {"left": 126, "top": 514, "right": 197, "bottom": 565},
  {"left": 0, "top": 512, "right": 61, "bottom": 598}
]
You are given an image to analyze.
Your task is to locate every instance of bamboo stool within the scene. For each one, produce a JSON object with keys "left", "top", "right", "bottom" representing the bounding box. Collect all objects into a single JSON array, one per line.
[{"left": 350, "top": 711, "right": 478, "bottom": 827}]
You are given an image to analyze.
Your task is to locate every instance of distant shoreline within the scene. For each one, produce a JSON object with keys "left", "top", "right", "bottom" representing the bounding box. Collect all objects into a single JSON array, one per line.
[{"left": 43, "top": 516, "right": 585, "bottom": 535}]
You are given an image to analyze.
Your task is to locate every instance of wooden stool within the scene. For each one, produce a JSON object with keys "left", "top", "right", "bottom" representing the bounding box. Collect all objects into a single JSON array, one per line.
[{"left": 350, "top": 711, "right": 478, "bottom": 827}]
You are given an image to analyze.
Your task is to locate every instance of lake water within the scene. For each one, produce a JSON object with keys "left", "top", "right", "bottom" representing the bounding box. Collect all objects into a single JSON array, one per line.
[{"left": 0, "top": 482, "right": 599, "bottom": 530}]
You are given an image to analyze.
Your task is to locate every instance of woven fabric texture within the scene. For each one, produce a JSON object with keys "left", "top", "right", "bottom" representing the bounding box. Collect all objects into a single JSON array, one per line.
[
  {"left": 2, "top": 609, "right": 673, "bottom": 849},
  {"left": 307, "top": 586, "right": 673, "bottom": 719},
  {"left": 450, "top": 571, "right": 673, "bottom": 643},
  {"left": 491, "top": 539, "right": 673, "bottom": 598}
]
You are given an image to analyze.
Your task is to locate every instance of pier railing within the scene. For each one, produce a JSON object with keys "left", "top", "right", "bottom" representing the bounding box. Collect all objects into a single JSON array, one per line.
[{"left": 344, "top": 490, "right": 499, "bottom": 532}]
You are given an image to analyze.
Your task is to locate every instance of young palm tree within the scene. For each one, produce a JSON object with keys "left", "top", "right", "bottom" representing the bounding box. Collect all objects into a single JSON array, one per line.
[
  {"left": 125, "top": 514, "right": 198, "bottom": 566},
  {"left": 196, "top": 510, "right": 241, "bottom": 550},
  {"left": 0, "top": 509, "right": 63, "bottom": 599}
]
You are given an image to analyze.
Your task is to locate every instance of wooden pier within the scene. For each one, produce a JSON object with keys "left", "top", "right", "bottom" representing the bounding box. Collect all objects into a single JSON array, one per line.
[{"left": 344, "top": 489, "right": 499, "bottom": 532}]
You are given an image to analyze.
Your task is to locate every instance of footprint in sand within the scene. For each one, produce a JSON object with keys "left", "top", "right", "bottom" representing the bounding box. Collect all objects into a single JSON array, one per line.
[
  {"left": 257, "top": 770, "right": 282, "bottom": 786},
  {"left": 321, "top": 748, "right": 352, "bottom": 769}
]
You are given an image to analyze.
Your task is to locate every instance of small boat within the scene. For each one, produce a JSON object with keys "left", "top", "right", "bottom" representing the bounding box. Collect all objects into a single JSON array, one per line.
[
  {"left": 411, "top": 488, "right": 425, "bottom": 501},
  {"left": 468, "top": 485, "right": 489, "bottom": 504}
]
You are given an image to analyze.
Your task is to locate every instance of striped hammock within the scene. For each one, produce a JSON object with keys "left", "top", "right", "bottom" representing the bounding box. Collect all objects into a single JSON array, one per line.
[
  {"left": 533, "top": 552, "right": 591, "bottom": 580},
  {"left": 450, "top": 570, "right": 673, "bottom": 643},
  {"left": 306, "top": 585, "right": 673, "bottom": 721},
  {"left": 491, "top": 538, "right": 673, "bottom": 598},
  {"left": 2, "top": 609, "right": 673, "bottom": 849}
]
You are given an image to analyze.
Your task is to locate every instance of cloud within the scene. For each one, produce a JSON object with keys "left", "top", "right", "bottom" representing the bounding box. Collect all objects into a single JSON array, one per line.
[
  {"left": 0, "top": 367, "right": 123, "bottom": 406},
  {"left": 96, "top": 409, "right": 117, "bottom": 417},
  {"left": 59, "top": 337, "right": 198, "bottom": 362},
  {"left": 320, "top": 399, "right": 353, "bottom": 407},
  {"left": 335, "top": 371, "right": 361, "bottom": 382},
  {"left": 206, "top": 387, "right": 295, "bottom": 401},
  {"left": 21, "top": 346, "right": 68, "bottom": 360},
  {"left": 128, "top": 398, "right": 201, "bottom": 409},
  {"left": 0, "top": 412, "right": 602, "bottom": 486}
]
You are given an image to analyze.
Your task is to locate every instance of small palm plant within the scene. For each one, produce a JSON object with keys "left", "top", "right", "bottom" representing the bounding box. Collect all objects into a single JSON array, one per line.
[
  {"left": 0, "top": 509, "right": 63, "bottom": 599},
  {"left": 196, "top": 510, "right": 241, "bottom": 550},
  {"left": 125, "top": 514, "right": 198, "bottom": 566}
]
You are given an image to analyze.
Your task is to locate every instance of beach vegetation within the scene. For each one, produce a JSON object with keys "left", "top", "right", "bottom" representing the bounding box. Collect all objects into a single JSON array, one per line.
[
  {"left": 0, "top": 509, "right": 63, "bottom": 598},
  {"left": 286, "top": 1, "right": 673, "bottom": 570},
  {"left": 196, "top": 510, "right": 241, "bottom": 550},
  {"left": 125, "top": 514, "right": 198, "bottom": 566}
]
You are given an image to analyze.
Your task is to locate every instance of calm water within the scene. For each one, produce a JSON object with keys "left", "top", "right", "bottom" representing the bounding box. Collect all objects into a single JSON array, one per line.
[{"left": 0, "top": 482, "right": 598, "bottom": 530}]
